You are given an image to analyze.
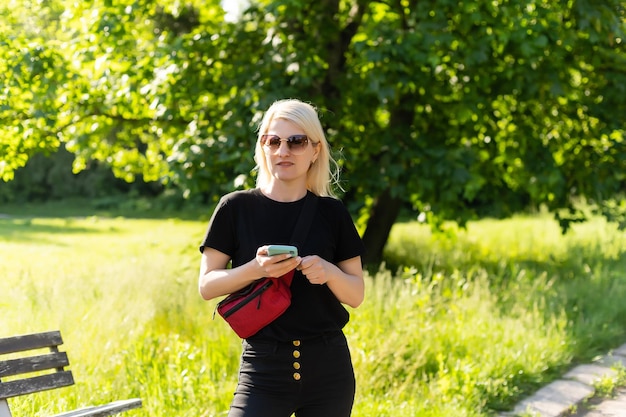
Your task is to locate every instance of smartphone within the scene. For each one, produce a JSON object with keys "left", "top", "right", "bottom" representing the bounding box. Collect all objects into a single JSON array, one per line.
[{"left": 267, "top": 245, "right": 298, "bottom": 257}]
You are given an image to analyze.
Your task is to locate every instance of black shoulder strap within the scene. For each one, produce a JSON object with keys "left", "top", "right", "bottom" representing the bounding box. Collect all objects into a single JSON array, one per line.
[{"left": 289, "top": 192, "right": 318, "bottom": 249}]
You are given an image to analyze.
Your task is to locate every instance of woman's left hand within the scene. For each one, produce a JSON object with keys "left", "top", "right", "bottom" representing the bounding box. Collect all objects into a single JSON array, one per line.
[
  {"left": 299, "top": 255, "right": 364, "bottom": 307},
  {"left": 297, "top": 255, "right": 331, "bottom": 285}
]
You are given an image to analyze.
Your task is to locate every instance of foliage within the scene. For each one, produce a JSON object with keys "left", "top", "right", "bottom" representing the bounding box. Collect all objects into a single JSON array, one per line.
[
  {"left": 592, "top": 364, "right": 626, "bottom": 398},
  {"left": 0, "top": 146, "right": 164, "bottom": 203},
  {"left": 1, "top": 204, "right": 625, "bottom": 416},
  {"left": 1, "top": 0, "right": 625, "bottom": 263}
]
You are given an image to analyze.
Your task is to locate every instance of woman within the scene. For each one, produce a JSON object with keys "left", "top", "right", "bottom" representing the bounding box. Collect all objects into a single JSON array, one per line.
[{"left": 198, "top": 99, "right": 365, "bottom": 417}]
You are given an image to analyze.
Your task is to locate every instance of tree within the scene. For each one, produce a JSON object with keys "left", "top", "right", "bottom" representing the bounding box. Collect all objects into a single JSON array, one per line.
[{"left": 1, "top": 0, "right": 625, "bottom": 265}]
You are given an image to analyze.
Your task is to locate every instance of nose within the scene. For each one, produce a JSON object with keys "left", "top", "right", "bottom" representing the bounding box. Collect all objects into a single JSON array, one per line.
[{"left": 277, "top": 140, "right": 291, "bottom": 156}]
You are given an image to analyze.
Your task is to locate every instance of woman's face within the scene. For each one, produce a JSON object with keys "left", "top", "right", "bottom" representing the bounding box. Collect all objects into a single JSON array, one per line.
[{"left": 261, "top": 118, "right": 319, "bottom": 187}]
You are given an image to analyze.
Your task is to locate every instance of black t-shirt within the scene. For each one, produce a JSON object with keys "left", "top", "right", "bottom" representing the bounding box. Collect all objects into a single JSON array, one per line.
[{"left": 200, "top": 188, "right": 365, "bottom": 341}]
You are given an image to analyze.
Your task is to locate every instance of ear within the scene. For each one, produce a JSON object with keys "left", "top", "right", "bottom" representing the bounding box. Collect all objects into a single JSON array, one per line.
[{"left": 311, "top": 142, "right": 321, "bottom": 162}]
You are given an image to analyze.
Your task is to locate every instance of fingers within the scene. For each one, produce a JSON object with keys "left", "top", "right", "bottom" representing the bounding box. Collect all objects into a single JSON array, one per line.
[
  {"left": 299, "top": 256, "right": 327, "bottom": 285},
  {"left": 256, "top": 247, "right": 301, "bottom": 278},
  {"left": 254, "top": 248, "right": 328, "bottom": 282}
]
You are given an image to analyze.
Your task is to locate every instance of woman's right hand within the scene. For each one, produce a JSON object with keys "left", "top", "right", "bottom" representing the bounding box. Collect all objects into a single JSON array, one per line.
[{"left": 255, "top": 245, "right": 302, "bottom": 278}]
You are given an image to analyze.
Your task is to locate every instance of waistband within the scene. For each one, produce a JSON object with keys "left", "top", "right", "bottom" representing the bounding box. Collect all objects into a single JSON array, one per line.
[{"left": 245, "top": 330, "right": 344, "bottom": 346}]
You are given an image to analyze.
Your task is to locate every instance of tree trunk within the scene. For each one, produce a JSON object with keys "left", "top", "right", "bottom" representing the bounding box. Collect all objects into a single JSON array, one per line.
[{"left": 361, "top": 187, "right": 403, "bottom": 266}]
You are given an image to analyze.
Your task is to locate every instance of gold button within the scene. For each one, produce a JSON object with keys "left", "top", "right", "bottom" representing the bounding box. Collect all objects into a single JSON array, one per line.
[
  {"left": 293, "top": 372, "right": 301, "bottom": 380},
  {"left": 293, "top": 350, "right": 301, "bottom": 358},
  {"left": 293, "top": 340, "right": 301, "bottom": 347},
  {"left": 293, "top": 362, "right": 301, "bottom": 370}
]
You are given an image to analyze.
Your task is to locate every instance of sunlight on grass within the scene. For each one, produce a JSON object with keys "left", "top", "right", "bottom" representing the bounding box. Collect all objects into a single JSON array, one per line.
[{"left": 1, "top": 210, "right": 625, "bottom": 416}]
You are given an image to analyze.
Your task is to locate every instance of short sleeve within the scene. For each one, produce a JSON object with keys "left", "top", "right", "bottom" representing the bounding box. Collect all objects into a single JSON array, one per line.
[
  {"left": 199, "top": 196, "right": 236, "bottom": 255},
  {"left": 332, "top": 200, "right": 366, "bottom": 264}
]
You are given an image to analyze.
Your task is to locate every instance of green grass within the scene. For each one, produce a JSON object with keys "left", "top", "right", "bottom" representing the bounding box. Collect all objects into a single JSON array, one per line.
[{"left": 1, "top": 203, "right": 625, "bottom": 416}]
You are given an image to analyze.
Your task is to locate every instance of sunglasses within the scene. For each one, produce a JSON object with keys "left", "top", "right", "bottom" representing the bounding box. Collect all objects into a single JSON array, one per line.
[{"left": 260, "top": 134, "right": 313, "bottom": 154}]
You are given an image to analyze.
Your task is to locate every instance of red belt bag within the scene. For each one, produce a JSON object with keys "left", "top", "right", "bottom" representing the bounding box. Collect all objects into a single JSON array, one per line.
[
  {"left": 214, "top": 192, "right": 318, "bottom": 339},
  {"left": 216, "top": 270, "right": 295, "bottom": 339}
]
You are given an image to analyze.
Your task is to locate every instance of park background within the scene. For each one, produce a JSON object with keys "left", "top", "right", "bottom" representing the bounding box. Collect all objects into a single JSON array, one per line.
[{"left": 1, "top": 0, "right": 625, "bottom": 416}]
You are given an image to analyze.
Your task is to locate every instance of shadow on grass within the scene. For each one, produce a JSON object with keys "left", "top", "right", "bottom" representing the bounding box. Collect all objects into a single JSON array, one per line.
[
  {"left": 0, "top": 218, "right": 108, "bottom": 245},
  {"left": 0, "top": 196, "right": 214, "bottom": 222},
  {"left": 0, "top": 197, "right": 212, "bottom": 248}
]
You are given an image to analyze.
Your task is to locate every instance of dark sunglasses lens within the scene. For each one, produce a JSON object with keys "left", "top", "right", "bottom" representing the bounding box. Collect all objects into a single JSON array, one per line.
[
  {"left": 287, "top": 135, "right": 308, "bottom": 149},
  {"left": 267, "top": 136, "right": 281, "bottom": 147}
]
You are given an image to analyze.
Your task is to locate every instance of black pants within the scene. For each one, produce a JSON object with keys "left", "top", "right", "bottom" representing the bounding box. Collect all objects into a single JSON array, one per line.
[{"left": 228, "top": 331, "right": 355, "bottom": 417}]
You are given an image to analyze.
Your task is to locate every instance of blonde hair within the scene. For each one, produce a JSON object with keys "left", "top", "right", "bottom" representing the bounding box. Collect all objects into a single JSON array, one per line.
[{"left": 254, "top": 99, "right": 340, "bottom": 197}]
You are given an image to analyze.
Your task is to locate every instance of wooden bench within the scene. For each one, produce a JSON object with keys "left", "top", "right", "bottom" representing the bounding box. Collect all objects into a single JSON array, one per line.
[{"left": 0, "top": 330, "right": 142, "bottom": 417}]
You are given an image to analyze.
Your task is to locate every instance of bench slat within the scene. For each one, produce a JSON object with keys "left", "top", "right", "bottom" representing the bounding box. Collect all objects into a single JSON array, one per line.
[
  {"left": 0, "top": 352, "right": 69, "bottom": 378},
  {"left": 0, "top": 331, "right": 142, "bottom": 415},
  {"left": 0, "top": 331, "right": 63, "bottom": 355},
  {"left": 52, "top": 399, "right": 142, "bottom": 417},
  {"left": 0, "top": 371, "right": 74, "bottom": 399}
]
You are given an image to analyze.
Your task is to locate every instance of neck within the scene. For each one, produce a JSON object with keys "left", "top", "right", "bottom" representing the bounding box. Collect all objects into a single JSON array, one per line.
[{"left": 260, "top": 183, "right": 308, "bottom": 202}]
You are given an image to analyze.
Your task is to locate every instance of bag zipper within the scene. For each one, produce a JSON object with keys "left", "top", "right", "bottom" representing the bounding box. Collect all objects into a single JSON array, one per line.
[{"left": 215, "top": 280, "right": 274, "bottom": 319}]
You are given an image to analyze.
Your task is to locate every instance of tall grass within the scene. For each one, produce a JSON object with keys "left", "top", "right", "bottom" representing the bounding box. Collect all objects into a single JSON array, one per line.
[{"left": 1, "top": 208, "right": 625, "bottom": 416}]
